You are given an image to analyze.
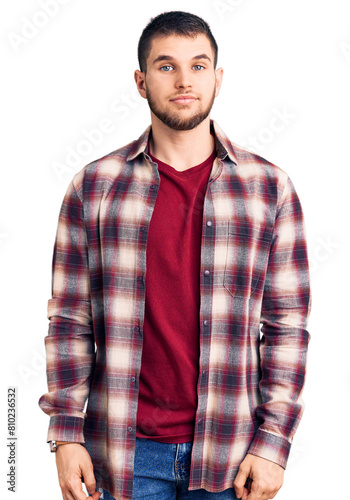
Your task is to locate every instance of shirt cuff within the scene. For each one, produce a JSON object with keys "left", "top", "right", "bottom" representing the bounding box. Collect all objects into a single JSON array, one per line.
[
  {"left": 46, "top": 415, "right": 86, "bottom": 444},
  {"left": 247, "top": 428, "right": 291, "bottom": 469}
]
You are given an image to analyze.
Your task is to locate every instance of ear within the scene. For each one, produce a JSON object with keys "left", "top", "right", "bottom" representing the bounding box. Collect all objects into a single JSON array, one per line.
[
  {"left": 134, "top": 70, "right": 147, "bottom": 99},
  {"left": 214, "top": 67, "right": 224, "bottom": 97}
]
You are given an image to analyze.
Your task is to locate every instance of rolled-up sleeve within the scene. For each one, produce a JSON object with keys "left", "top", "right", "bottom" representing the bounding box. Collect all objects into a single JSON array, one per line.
[
  {"left": 38, "top": 178, "right": 96, "bottom": 444},
  {"left": 247, "top": 175, "right": 311, "bottom": 468}
]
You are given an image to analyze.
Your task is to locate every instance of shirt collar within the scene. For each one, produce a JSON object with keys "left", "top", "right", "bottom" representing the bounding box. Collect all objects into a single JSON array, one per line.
[{"left": 126, "top": 119, "right": 239, "bottom": 166}]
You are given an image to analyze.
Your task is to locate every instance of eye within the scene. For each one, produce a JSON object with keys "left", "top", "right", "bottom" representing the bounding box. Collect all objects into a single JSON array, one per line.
[
  {"left": 160, "top": 66, "right": 174, "bottom": 72},
  {"left": 193, "top": 65, "right": 205, "bottom": 71}
]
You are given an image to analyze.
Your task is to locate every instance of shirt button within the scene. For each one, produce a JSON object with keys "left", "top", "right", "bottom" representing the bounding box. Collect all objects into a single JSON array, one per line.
[
  {"left": 202, "top": 370, "right": 206, "bottom": 376},
  {"left": 134, "top": 326, "right": 140, "bottom": 332},
  {"left": 206, "top": 221, "right": 212, "bottom": 227},
  {"left": 131, "top": 376, "right": 136, "bottom": 382},
  {"left": 203, "top": 320, "right": 209, "bottom": 327},
  {"left": 137, "top": 276, "right": 143, "bottom": 282},
  {"left": 140, "top": 227, "right": 145, "bottom": 232},
  {"left": 204, "top": 270, "right": 210, "bottom": 276},
  {"left": 127, "top": 426, "right": 133, "bottom": 433},
  {"left": 150, "top": 185, "right": 156, "bottom": 190},
  {"left": 197, "top": 419, "right": 202, "bottom": 425}
]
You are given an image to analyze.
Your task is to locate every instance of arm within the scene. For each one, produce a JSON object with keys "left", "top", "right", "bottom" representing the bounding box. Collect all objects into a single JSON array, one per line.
[
  {"left": 234, "top": 176, "right": 311, "bottom": 499},
  {"left": 38, "top": 177, "right": 96, "bottom": 444},
  {"left": 38, "top": 178, "right": 100, "bottom": 499}
]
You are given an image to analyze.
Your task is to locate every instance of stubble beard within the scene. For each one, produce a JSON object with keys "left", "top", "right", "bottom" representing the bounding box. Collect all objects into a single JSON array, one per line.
[{"left": 145, "top": 85, "right": 216, "bottom": 131}]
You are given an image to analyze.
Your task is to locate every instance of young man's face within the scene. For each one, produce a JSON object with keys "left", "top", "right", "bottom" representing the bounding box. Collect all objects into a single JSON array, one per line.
[{"left": 135, "top": 34, "right": 223, "bottom": 131}]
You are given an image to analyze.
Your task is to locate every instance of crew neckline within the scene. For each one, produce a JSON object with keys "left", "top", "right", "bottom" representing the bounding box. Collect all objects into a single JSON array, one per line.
[{"left": 148, "top": 132, "right": 217, "bottom": 178}]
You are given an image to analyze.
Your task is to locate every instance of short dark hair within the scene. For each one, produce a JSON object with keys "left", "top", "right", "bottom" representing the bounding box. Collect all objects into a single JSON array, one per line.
[{"left": 138, "top": 11, "right": 218, "bottom": 73}]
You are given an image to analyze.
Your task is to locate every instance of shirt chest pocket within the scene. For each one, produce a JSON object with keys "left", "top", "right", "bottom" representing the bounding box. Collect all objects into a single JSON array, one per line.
[{"left": 223, "top": 221, "right": 273, "bottom": 299}]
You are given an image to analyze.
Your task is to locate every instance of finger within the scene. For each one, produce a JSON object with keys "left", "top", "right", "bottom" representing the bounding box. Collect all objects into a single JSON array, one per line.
[
  {"left": 66, "top": 477, "right": 89, "bottom": 500},
  {"left": 90, "top": 493, "right": 101, "bottom": 500},
  {"left": 62, "top": 485, "right": 82, "bottom": 500},
  {"left": 62, "top": 489, "right": 82, "bottom": 500},
  {"left": 86, "top": 492, "right": 101, "bottom": 500},
  {"left": 81, "top": 463, "right": 98, "bottom": 498},
  {"left": 245, "top": 493, "right": 263, "bottom": 500},
  {"left": 241, "top": 486, "right": 250, "bottom": 500},
  {"left": 233, "top": 469, "right": 249, "bottom": 498},
  {"left": 246, "top": 480, "right": 266, "bottom": 500}
]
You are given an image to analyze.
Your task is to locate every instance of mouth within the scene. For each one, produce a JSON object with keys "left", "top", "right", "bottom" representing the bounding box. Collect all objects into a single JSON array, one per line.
[{"left": 170, "top": 96, "right": 198, "bottom": 105}]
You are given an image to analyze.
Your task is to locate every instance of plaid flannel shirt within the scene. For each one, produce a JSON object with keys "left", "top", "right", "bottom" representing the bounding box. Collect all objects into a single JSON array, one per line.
[{"left": 38, "top": 119, "right": 311, "bottom": 500}]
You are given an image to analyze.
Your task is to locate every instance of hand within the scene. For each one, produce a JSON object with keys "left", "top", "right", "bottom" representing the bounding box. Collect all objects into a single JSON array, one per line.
[
  {"left": 55, "top": 443, "right": 101, "bottom": 500},
  {"left": 233, "top": 453, "right": 284, "bottom": 500}
]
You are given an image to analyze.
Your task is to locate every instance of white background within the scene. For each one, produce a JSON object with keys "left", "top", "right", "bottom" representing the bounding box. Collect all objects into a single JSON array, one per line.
[{"left": 1, "top": 0, "right": 349, "bottom": 499}]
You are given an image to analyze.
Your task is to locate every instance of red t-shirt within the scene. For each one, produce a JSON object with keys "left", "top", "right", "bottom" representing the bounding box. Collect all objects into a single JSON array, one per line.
[{"left": 135, "top": 137, "right": 216, "bottom": 443}]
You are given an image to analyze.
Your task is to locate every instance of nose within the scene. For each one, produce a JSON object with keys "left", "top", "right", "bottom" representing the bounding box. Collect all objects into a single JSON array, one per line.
[{"left": 174, "top": 67, "right": 192, "bottom": 89}]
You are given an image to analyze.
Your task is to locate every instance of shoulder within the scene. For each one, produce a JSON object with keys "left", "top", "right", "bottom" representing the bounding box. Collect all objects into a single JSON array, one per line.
[
  {"left": 232, "top": 141, "right": 288, "bottom": 183},
  {"left": 225, "top": 140, "right": 292, "bottom": 207},
  {"left": 213, "top": 120, "right": 289, "bottom": 189},
  {"left": 70, "top": 137, "right": 140, "bottom": 202}
]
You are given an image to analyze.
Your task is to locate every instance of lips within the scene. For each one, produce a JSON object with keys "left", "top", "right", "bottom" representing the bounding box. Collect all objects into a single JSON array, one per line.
[{"left": 171, "top": 95, "right": 197, "bottom": 104}]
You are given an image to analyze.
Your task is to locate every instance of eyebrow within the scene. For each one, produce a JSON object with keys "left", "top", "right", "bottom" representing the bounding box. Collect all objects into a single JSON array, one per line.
[{"left": 152, "top": 54, "right": 212, "bottom": 65}]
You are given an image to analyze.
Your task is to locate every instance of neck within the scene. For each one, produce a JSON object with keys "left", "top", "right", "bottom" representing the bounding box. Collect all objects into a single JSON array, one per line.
[{"left": 149, "top": 114, "right": 215, "bottom": 172}]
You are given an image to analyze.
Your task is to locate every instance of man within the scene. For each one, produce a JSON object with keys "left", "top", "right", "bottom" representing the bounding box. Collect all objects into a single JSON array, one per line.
[{"left": 38, "top": 11, "right": 311, "bottom": 500}]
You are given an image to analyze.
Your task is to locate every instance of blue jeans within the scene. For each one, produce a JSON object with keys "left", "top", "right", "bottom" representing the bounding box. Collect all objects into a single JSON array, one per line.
[{"left": 100, "top": 437, "right": 238, "bottom": 499}]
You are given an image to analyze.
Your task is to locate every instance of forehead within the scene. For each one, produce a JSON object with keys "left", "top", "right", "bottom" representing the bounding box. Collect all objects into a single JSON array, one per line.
[{"left": 148, "top": 33, "right": 214, "bottom": 62}]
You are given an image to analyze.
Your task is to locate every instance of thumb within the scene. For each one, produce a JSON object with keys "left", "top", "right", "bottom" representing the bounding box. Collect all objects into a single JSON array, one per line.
[
  {"left": 90, "top": 493, "right": 101, "bottom": 500},
  {"left": 233, "top": 466, "right": 249, "bottom": 499}
]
